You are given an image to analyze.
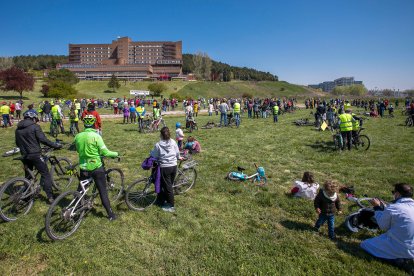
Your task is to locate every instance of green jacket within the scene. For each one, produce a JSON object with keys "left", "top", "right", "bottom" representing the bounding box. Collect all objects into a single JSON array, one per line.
[{"left": 75, "top": 128, "right": 118, "bottom": 171}]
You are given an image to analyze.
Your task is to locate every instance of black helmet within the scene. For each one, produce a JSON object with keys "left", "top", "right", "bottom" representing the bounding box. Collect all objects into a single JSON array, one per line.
[
  {"left": 24, "top": 111, "right": 38, "bottom": 120},
  {"left": 87, "top": 102, "right": 95, "bottom": 110}
]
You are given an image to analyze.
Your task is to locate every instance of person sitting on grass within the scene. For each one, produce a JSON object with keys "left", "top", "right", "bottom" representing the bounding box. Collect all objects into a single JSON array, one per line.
[
  {"left": 314, "top": 180, "right": 342, "bottom": 240},
  {"left": 360, "top": 183, "right": 414, "bottom": 274},
  {"left": 291, "top": 172, "right": 319, "bottom": 200},
  {"left": 184, "top": 136, "right": 201, "bottom": 154}
]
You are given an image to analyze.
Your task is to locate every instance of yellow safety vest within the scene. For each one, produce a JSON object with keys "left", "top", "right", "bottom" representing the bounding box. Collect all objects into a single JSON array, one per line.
[
  {"left": 153, "top": 108, "right": 160, "bottom": 119},
  {"left": 233, "top": 103, "right": 241, "bottom": 113},
  {"left": 0, "top": 105, "right": 10, "bottom": 115},
  {"left": 272, "top": 105, "right": 279, "bottom": 115},
  {"left": 51, "top": 105, "right": 61, "bottom": 119},
  {"left": 351, "top": 113, "right": 359, "bottom": 131},
  {"left": 75, "top": 102, "right": 81, "bottom": 110},
  {"left": 339, "top": 113, "right": 353, "bottom": 132}
]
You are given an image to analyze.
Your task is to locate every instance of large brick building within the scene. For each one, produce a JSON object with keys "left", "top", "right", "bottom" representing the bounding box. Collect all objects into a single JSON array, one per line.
[{"left": 57, "top": 37, "right": 182, "bottom": 80}]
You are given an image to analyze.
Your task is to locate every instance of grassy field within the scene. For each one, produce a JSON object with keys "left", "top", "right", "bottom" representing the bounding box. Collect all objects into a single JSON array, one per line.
[{"left": 0, "top": 107, "right": 412, "bottom": 275}]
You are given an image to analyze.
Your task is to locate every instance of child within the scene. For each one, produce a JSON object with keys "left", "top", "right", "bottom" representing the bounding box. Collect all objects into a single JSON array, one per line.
[
  {"left": 291, "top": 172, "right": 319, "bottom": 200},
  {"left": 185, "top": 136, "right": 201, "bottom": 153},
  {"left": 313, "top": 180, "right": 342, "bottom": 240},
  {"left": 175, "top": 122, "right": 184, "bottom": 149},
  {"left": 123, "top": 105, "right": 130, "bottom": 124}
]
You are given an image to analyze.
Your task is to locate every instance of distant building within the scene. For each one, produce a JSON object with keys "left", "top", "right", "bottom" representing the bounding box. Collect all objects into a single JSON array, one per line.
[
  {"left": 309, "top": 77, "right": 363, "bottom": 92},
  {"left": 57, "top": 36, "right": 182, "bottom": 80}
]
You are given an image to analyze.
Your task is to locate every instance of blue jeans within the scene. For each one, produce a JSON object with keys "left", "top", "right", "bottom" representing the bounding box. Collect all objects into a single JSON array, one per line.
[
  {"left": 248, "top": 110, "right": 252, "bottom": 118},
  {"left": 315, "top": 214, "right": 335, "bottom": 239},
  {"left": 273, "top": 114, "right": 278, "bottom": 123},
  {"left": 2, "top": 114, "right": 9, "bottom": 127},
  {"left": 234, "top": 113, "right": 240, "bottom": 127},
  {"left": 220, "top": 113, "right": 227, "bottom": 126}
]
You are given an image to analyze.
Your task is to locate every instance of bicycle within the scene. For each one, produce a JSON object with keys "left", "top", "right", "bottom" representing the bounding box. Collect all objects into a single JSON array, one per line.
[
  {"left": 186, "top": 116, "right": 198, "bottom": 132},
  {"left": 141, "top": 115, "right": 166, "bottom": 133},
  {"left": 45, "top": 157, "right": 123, "bottom": 240},
  {"left": 226, "top": 163, "right": 267, "bottom": 186},
  {"left": 405, "top": 115, "right": 413, "bottom": 127},
  {"left": 69, "top": 122, "right": 78, "bottom": 137},
  {"left": 125, "top": 158, "right": 197, "bottom": 211},
  {"left": 0, "top": 146, "right": 73, "bottom": 222},
  {"left": 50, "top": 119, "right": 60, "bottom": 138},
  {"left": 63, "top": 157, "right": 124, "bottom": 202},
  {"left": 331, "top": 128, "right": 343, "bottom": 151},
  {"left": 352, "top": 128, "right": 371, "bottom": 150}
]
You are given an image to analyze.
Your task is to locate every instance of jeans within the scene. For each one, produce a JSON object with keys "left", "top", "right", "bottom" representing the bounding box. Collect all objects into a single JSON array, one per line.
[
  {"left": 2, "top": 114, "right": 9, "bottom": 127},
  {"left": 315, "top": 214, "right": 335, "bottom": 239},
  {"left": 234, "top": 113, "right": 240, "bottom": 127},
  {"left": 208, "top": 111, "right": 212, "bottom": 116},
  {"left": 248, "top": 110, "right": 252, "bottom": 118},
  {"left": 220, "top": 113, "right": 227, "bottom": 126},
  {"left": 273, "top": 114, "right": 278, "bottom": 123}
]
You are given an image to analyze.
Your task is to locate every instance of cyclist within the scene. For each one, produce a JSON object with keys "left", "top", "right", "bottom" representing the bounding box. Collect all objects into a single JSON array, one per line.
[
  {"left": 74, "top": 115, "right": 118, "bottom": 221},
  {"left": 233, "top": 100, "right": 241, "bottom": 127},
  {"left": 338, "top": 109, "right": 355, "bottom": 151},
  {"left": 15, "top": 111, "right": 62, "bottom": 204},
  {"left": 51, "top": 101, "right": 65, "bottom": 134},
  {"left": 315, "top": 103, "right": 326, "bottom": 127},
  {"left": 81, "top": 102, "right": 102, "bottom": 135}
]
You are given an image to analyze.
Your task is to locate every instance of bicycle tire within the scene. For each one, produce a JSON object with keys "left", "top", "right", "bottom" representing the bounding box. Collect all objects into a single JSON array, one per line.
[
  {"left": 333, "top": 134, "right": 342, "bottom": 151},
  {"left": 51, "top": 157, "right": 75, "bottom": 191},
  {"left": 356, "top": 197, "right": 374, "bottom": 208},
  {"left": 357, "top": 135, "right": 370, "bottom": 151},
  {"left": 45, "top": 190, "right": 86, "bottom": 240},
  {"left": 227, "top": 172, "right": 240, "bottom": 181},
  {"left": 70, "top": 125, "right": 77, "bottom": 137},
  {"left": 0, "top": 177, "right": 34, "bottom": 222},
  {"left": 253, "top": 176, "right": 267, "bottom": 186},
  {"left": 125, "top": 178, "right": 156, "bottom": 211},
  {"left": 105, "top": 168, "right": 125, "bottom": 202},
  {"left": 174, "top": 167, "right": 197, "bottom": 194},
  {"left": 50, "top": 124, "right": 58, "bottom": 138}
]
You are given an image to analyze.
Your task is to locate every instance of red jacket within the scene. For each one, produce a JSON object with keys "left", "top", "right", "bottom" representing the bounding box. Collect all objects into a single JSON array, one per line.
[{"left": 81, "top": 110, "right": 102, "bottom": 130}]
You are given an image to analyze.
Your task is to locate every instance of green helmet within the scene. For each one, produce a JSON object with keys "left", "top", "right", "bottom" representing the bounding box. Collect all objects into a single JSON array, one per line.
[{"left": 83, "top": 114, "right": 96, "bottom": 127}]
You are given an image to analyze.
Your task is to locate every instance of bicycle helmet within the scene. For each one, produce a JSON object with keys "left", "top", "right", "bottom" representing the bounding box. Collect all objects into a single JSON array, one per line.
[
  {"left": 87, "top": 102, "right": 95, "bottom": 110},
  {"left": 24, "top": 111, "right": 38, "bottom": 120},
  {"left": 83, "top": 115, "right": 96, "bottom": 127},
  {"left": 176, "top": 122, "right": 181, "bottom": 128}
]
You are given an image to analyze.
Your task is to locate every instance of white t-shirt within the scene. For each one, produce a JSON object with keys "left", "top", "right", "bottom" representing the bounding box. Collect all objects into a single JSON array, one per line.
[
  {"left": 293, "top": 181, "right": 319, "bottom": 200},
  {"left": 176, "top": 128, "right": 184, "bottom": 141},
  {"left": 208, "top": 103, "right": 214, "bottom": 112}
]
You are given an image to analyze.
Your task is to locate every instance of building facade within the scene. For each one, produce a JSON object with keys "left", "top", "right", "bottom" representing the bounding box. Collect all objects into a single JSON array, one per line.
[
  {"left": 309, "top": 77, "right": 363, "bottom": 92},
  {"left": 58, "top": 37, "right": 182, "bottom": 80}
]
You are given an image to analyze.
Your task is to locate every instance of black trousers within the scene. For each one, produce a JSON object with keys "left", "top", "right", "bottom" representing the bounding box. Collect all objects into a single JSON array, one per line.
[
  {"left": 79, "top": 167, "right": 114, "bottom": 217},
  {"left": 158, "top": 166, "right": 177, "bottom": 206},
  {"left": 22, "top": 156, "right": 53, "bottom": 199},
  {"left": 341, "top": 131, "right": 352, "bottom": 150}
]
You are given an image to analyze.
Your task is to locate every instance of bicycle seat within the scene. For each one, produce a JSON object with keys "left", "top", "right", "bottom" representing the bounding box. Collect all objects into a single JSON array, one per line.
[{"left": 237, "top": 166, "right": 246, "bottom": 171}]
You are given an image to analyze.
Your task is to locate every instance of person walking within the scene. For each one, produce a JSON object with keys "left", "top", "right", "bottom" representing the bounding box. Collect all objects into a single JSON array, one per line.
[{"left": 151, "top": 127, "right": 181, "bottom": 212}]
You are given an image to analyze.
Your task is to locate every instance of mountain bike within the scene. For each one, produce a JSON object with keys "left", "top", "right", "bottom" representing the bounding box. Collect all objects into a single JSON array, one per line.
[
  {"left": 50, "top": 119, "right": 60, "bottom": 138},
  {"left": 45, "top": 157, "right": 123, "bottom": 240},
  {"left": 141, "top": 115, "right": 166, "bottom": 133},
  {"left": 125, "top": 158, "right": 197, "bottom": 211},
  {"left": 331, "top": 128, "right": 343, "bottom": 151},
  {"left": 0, "top": 146, "right": 72, "bottom": 222},
  {"left": 227, "top": 163, "right": 267, "bottom": 186},
  {"left": 69, "top": 122, "right": 78, "bottom": 137}
]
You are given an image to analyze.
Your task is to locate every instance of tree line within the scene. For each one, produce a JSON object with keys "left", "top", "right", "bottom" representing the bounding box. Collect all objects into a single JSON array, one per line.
[
  {"left": 180, "top": 53, "right": 278, "bottom": 82},
  {"left": 0, "top": 55, "right": 67, "bottom": 71}
]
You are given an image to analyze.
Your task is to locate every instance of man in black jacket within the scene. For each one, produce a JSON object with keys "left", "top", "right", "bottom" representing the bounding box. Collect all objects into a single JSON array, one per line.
[
  {"left": 42, "top": 100, "right": 52, "bottom": 122},
  {"left": 15, "top": 111, "right": 62, "bottom": 203}
]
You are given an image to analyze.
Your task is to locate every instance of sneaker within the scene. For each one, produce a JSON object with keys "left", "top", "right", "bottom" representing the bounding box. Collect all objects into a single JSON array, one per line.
[
  {"left": 108, "top": 214, "right": 117, "bottom": 221},
  {"left": 162, "top": 204, "right": 176, "bottom": 213}
]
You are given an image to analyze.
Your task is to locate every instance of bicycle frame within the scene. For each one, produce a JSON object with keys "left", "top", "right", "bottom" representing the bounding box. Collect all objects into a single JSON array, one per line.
[{"left": 68, "top": 178, "right": 94, "bottom": 217}]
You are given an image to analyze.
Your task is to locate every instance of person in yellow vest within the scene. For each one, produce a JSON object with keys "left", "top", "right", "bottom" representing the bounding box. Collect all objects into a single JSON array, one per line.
[
  {"left": 233, "top": 100, "right": 241, "bottom": 127},
  {"left": 69, "top": 105, "right": 80, "bottom": 134},
  {"left": 338, "top": 109, "right": 355, "bottom": 150},
  {"left": 153, "top": 104, "right": 161, "bottom": 120},
  {"left": 194, "top": 102, "right": 199, "bottom": 117},
  {"left": 74, "top": 99, "right": 81, "bottom": 119},
  {"left": 136, "top": 104, "right": 146, "bottom": 132},
  {"left": 1, "top": 102, "right": 11, "bottom": 128},
  {"left": 272, "top": 103, "right": 279, "bottom": 123},
  {"left": 51, "top": 101, "right": 65, "bottom": 133},
  {"left": 351, "top": 112, "right": 362, "bottom": 143}
]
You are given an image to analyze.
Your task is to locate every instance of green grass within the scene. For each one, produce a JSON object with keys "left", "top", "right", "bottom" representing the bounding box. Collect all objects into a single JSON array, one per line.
[{"left": 0, "top": 108, "right": 412, "bottom": 275}]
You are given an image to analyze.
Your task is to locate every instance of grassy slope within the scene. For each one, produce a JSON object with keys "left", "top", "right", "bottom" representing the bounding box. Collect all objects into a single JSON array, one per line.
[{"left": 0, "top": 108, "right": 412, "bottom": 275}]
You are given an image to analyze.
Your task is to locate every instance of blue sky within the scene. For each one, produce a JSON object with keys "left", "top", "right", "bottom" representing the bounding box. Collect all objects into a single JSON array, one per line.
[{"left": 1, "top": 0, "right": 413, "bottom": 90}]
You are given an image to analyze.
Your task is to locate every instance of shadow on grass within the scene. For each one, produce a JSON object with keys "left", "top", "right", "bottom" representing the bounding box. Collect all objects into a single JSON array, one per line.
[
  {"left": 0, "top": 96, "right": 30, "bottom": 100},
  {"left": 36, "top": 227, "right": 52, "bottom": 244},
  {"left": 305, "top": 141, "right": 336, "bottom": 152},
  {"left": 280, "top": 219, "right": 314, "bottom": 231},
  {"left": 104, "top": 90, "right": 116, "bottom": 93}
]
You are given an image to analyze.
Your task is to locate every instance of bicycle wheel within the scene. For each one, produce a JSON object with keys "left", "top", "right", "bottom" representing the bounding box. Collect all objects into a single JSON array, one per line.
[
  {"left": 333, "top": 134, "right": 342, "bottom": 151},
  {"left": 51, "top": 158, "right": 75, "bottom": 191},
  {"left": 356, "top": 197, "right": 374, "bottom": 208},
  {"left": 50, "top": 123, "right": 58, "bottom": 138},
  {"left": 253, "top": 176, "right": 267, "bottom": 186},
  {"left": 0, "top": 177, "right": 34, "bottom": 222},
  {"left": 105, "top": 168, "right": 124, "bottom": 202},
  {"left": 174, "top": 168, "right": 197, "bottom": 194},
  {"left": 125, "top": 178, "right": 156, "bottom": 211},
  {"left": 227, "top": 172, "right": 240, "bottom": 181},
  {"left": 45, "top": 190, "right": 86, "bottom": 240},
  {"left": 357, "top": 135, "right": 370, "bottom": 151}
]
